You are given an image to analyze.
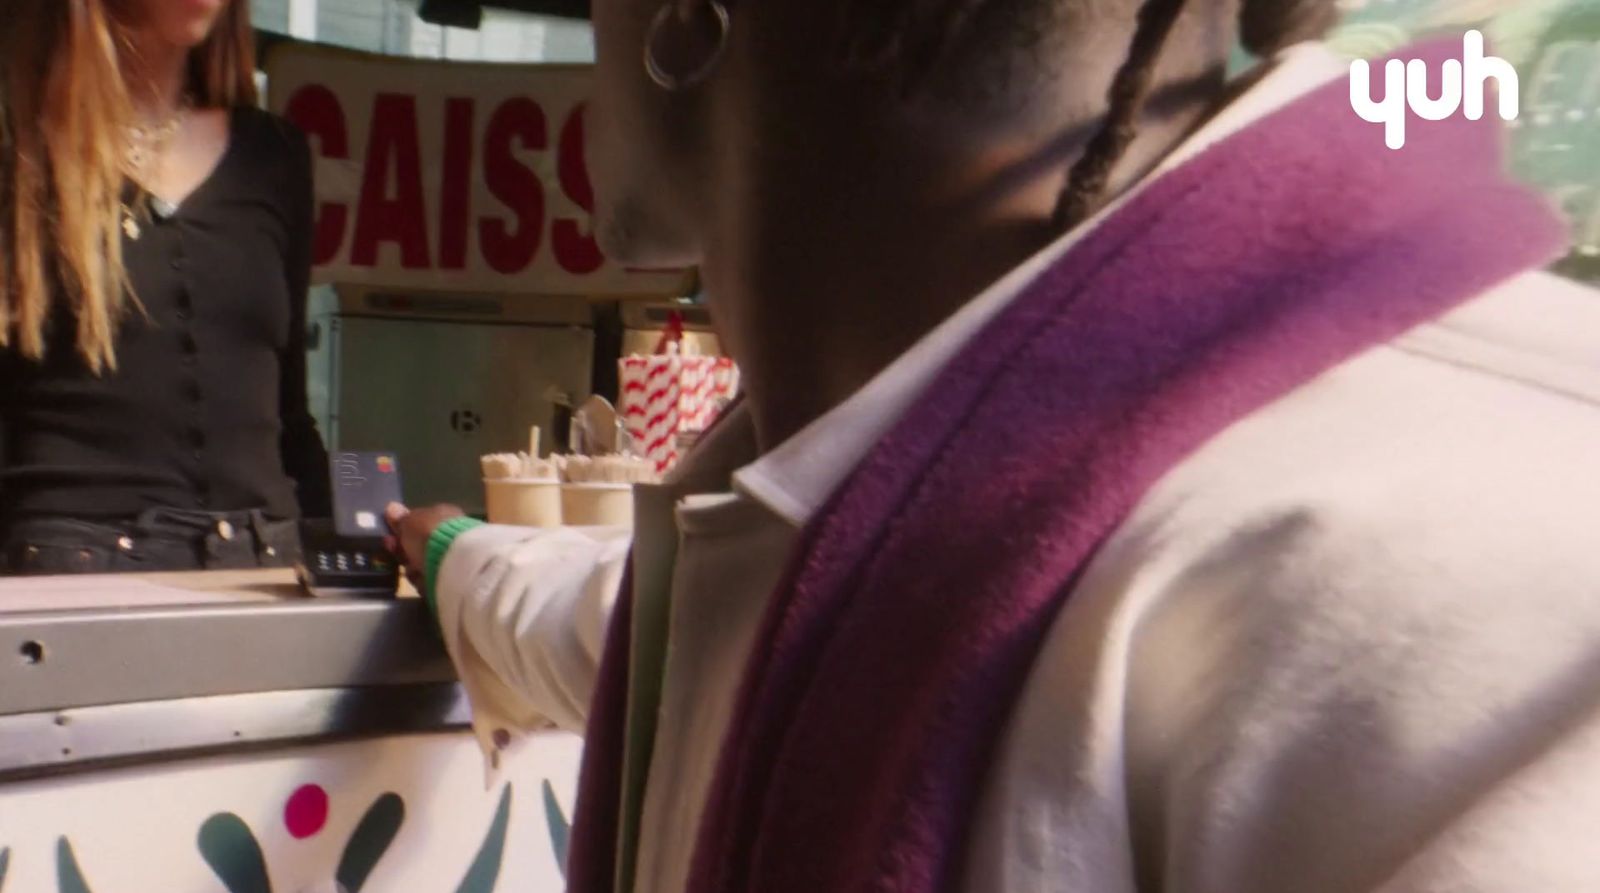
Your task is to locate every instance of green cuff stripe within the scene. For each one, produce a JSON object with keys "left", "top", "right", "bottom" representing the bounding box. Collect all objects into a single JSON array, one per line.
[{"left": 424, "top": 516, "right": 485, "bottom": 618}]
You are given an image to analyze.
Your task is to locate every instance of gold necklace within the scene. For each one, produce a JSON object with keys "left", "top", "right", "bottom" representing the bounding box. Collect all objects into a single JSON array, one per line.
[{"left": 122, "top": 98, "right": 190, "bottom": 241}]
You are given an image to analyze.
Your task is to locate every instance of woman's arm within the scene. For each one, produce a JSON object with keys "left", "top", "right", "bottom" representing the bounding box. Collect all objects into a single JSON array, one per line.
[{"left": 278, "top": 124, "right": 332, "bottom": 519}]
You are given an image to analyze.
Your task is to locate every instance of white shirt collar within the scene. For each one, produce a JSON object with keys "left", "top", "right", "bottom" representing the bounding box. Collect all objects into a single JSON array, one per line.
[{"left": 732, "top": 43, "right": 1352, "bottom": 527}]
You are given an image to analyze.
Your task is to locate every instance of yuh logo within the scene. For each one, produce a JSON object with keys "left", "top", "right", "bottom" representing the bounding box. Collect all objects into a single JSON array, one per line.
[{"left": 1350, "top": 31, "right": 1520, "bottom": 150}]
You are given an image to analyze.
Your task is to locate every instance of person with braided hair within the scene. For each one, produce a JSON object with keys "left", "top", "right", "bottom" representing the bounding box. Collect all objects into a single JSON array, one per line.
[{"left": 391, "top": 0, "right": 1600, "bottom": 890}]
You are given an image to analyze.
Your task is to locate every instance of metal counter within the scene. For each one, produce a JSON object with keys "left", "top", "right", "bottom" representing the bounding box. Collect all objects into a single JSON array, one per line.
[
  {"left": 0, "top": 571, "right": 580, "bottom": 892},
  {"left": 0, "top": 571, "right": 457, "bottom": 782}
]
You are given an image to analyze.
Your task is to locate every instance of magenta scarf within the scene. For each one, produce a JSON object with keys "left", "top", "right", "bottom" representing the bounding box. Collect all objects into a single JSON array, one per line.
[{"left": 567, "top": 42, "right": 1567, "bottom": 893}]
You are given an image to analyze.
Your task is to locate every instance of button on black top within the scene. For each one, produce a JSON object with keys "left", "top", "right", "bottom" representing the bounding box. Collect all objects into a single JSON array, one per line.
[{"left": 0, "top": 107, "right": 331, "bottom": 523}]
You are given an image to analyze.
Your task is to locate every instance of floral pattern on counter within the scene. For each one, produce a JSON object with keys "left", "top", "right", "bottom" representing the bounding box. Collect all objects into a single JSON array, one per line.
[
  {"left": 541, "top": 780, "right": 571, "bottom": 877},
  {"left": 41, "top": 783, "right": 526, "bottom": 892},
  {"left": 54, "top": 841, "right": 90, "bottom": 893}
]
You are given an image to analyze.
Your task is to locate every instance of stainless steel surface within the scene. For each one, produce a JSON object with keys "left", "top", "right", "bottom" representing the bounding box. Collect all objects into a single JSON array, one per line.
[
  {"left": 0, "top": 597, "right": 453, "bottom": 717},
  {"left": 339, "top": 287, "right": 593, "bottom": 326},
  {"left": 326, "top": 301, "right": 595, "bottom": 513},
  {"left": 619, "top": 302, "right": 715, "bottom": 332},
  {"left": 0, "top": 684, "right": 470, "bottom": 782},
  {"left": 621, "top": 328, "right": 724, "bottom": 359},
  {"left": 570, "top": 395, "right": 619, "bottom": 455},
  {"left": 620, "top": 300, "right": 724, "bottom": 358}
]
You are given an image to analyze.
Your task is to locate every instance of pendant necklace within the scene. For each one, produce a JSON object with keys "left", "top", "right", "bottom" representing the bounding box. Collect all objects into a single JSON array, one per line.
[{"left": 122, "top": 97, "right": 189, "bottom": 241}]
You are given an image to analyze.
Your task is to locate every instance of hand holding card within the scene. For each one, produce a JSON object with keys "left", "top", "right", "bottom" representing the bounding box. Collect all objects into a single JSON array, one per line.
[
  {"left": 332, "top": 452, "right": 405, "bottom": 538},
  {"left": 295, "top": 452, "right": 406, "bottom": 597}
]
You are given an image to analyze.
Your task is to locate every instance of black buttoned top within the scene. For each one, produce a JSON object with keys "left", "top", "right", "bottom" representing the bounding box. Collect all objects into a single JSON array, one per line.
[{"left": 0, "top": 106, "right": 331, "bottom": 523}]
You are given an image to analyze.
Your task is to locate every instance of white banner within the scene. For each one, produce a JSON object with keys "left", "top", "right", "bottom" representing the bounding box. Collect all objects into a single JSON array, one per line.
[{"left": 265, "top": 43, "right": 689, "bottom": 298}]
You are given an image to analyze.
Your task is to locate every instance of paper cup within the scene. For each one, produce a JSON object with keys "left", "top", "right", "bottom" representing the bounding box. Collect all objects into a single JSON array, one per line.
[
  {"left": 560, "top": 483, "right": 635, "bottom": 528},
  {"left": 483, "top": 478, "right": 562, "bottom": 527}
]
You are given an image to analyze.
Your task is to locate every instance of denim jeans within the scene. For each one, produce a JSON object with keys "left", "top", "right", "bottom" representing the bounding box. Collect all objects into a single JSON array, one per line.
[{"left": 0, "top": 508, "right": 299, "bottom": 575}]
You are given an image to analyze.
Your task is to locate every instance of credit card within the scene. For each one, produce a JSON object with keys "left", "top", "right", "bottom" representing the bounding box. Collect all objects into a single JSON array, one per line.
[{"left": 330, "top": 451, "right": 404, "bottom": 538}]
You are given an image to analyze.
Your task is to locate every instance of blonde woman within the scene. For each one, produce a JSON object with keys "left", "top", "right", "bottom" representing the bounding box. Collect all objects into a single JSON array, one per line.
[{"left": 1, "top": 0, "right": 329, "bottom": 574}]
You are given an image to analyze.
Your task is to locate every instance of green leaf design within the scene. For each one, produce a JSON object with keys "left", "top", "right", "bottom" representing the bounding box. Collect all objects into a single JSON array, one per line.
[
  {"left": 454, "top": 785, "right": 513, "bottom": 893},
  {"left": 0, "top": 845, "right": 10, "bottom": 891},
  {"left": 197, "top": 813, "right": 273, "bottom": 893},
  {"left": 541, "top": 780, "right": 571, "bottom": 877},
  {"left": 56, "top": 839, "right": 93, "bottom": 893},
  {"left": 336, "top": 793, "right": 405, "bottom": 893}
]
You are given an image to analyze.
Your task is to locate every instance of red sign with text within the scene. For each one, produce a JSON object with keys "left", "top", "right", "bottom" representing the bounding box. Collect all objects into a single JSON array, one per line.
[{"left": 265, "top": 45, "right": 686, "bottom": 297}]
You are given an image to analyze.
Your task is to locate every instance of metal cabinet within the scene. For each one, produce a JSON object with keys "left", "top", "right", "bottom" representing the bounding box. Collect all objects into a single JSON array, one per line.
[
  {"left": 312, "top": 288, "right": 594, "bottom": 514},
  {"left": 619, "top": 301, "right": 724, "bottom": 358}
]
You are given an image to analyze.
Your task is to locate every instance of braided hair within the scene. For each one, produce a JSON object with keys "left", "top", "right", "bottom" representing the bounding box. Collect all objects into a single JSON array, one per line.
[
  {"left": 833, "top": 0, "right": 1340, "bottom": 230},
  {"left": 1053, "top": 0, "right": 1191, "bottom": 229},
  {"left": 1054, "top": 0, "right": 1340, "bottom": 227}
]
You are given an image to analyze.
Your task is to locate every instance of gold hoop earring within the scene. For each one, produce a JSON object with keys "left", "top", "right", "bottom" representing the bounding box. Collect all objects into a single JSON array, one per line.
[{"left": 644, "top": 0, "right": 731, "bottom": 91}]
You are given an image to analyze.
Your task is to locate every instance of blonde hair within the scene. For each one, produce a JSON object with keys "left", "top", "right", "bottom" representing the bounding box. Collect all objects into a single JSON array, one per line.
[{"left": 0, "top": 0, "right": 258, "bottom": 374}]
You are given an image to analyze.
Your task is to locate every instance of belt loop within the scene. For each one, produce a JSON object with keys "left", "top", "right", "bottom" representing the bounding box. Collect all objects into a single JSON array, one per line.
[
  {"left": 250, "top": 509, "right": 277, "bottom": 563},
  {"left": 133, "top": 507, "right": 162, "bottom": 534},
  {"left": 201, "top": 521, "right": 222, "bottom": 566}
]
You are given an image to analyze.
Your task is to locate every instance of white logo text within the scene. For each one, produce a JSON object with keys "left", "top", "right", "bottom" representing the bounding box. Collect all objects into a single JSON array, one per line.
[{"left": 1350, "top": 31, "right": 1520, "bottom": 150}]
